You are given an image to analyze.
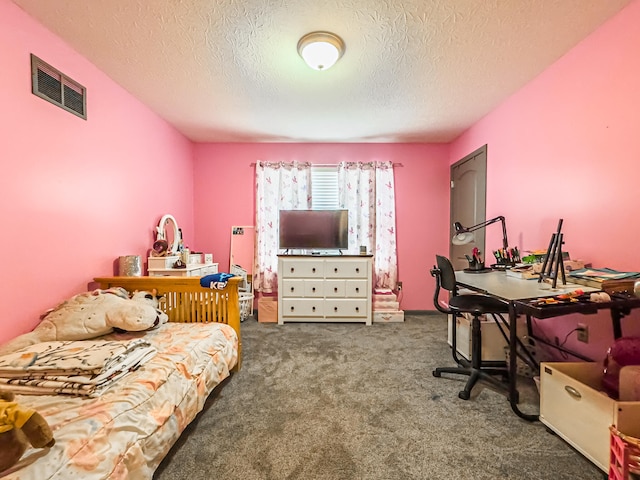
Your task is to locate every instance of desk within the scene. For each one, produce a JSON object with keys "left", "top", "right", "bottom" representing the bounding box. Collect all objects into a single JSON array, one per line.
[{"left": 455, "top": 270, "right": 640, "bottom": 421}]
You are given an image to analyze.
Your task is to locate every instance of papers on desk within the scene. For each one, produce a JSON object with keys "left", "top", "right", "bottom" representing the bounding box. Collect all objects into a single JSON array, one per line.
[{"left": 505, "top": 265, "right": 539, "bottom": 280}]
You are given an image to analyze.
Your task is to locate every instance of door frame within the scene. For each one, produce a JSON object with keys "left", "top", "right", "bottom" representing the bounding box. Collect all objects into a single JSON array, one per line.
[{"left": 449, "top": 145, "right": 487, "bottom": 270}]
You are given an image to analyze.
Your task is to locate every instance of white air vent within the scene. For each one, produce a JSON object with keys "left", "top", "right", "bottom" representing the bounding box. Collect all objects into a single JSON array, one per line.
[{"left": 31, "top": 54, "right": 86, "bottom": 119}]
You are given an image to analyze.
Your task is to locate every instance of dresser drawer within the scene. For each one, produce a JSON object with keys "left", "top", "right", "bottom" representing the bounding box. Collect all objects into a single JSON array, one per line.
[
  {"left": 324, "top": 299, "right": 368, "bottom": 318},
  {"left": 346, "top": 279, "right": 368, "bottom": 297},
  {"left": 200, "top": 263, "right": 219, "bottom": 275},
  {"left": 282, "top": 279, "right": 324, "bottom": 297},
  {"left": 148, "top": 256, "right": 180, "bottom": 269},
  {"left": 324, "top": 259, "right": 369, "bottom": 278},
  {"left": 324, "top": 280, "right": 346, "bottom": 297},
  {"left": 148, "top": 269, "right": 190, "bottom": 277},
  {"left": 281, "top": 299, "right": 324, "bottom": 317},
  {"left": 282, "top": 279, "right": 305, "bottom": 297},
  {"left": 281, "top": 260, "right": 324, "bottom": 278},
  {"left": 303, "top": 280, "right": 325, "bottom": 297}
]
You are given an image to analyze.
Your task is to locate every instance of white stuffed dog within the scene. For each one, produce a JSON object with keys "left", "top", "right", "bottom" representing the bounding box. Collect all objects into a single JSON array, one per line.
[{"left": 0, "top": 288, "right": 168, "bottom": 355}]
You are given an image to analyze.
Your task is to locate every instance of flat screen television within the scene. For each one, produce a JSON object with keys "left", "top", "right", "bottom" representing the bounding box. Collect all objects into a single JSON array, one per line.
[{"left": 279, "top": 209, "right": 349, "bottom": 251}]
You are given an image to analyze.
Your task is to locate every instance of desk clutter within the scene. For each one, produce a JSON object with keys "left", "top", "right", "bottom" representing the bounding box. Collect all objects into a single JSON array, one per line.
[{"left": 121, "top": 214, "right": 219, "bottom": 277}]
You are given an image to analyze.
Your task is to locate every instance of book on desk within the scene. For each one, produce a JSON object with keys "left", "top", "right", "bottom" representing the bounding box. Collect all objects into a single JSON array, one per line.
[{"left": 568, "top": 268, "right": 640, "bottom": 292}]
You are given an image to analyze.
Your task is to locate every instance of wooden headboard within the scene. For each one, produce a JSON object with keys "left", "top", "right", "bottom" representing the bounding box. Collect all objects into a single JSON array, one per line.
[{"left": 94, "top": 276, "right": 242, "bottom": 370}]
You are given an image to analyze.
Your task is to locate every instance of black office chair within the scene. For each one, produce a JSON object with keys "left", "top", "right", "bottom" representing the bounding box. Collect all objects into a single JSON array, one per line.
[{"left": 431, "top": 254, "right": 511, "bottom": 400}]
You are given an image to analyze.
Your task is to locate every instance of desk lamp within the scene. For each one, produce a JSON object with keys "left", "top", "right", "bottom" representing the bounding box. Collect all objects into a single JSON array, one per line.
[{"left": 451, "top": 216, "right": 509, "bottom": 251}]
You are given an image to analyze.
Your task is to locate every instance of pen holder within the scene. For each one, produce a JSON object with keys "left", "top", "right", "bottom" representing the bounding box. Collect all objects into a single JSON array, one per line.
[
  {"left": 467, "top": 260, "right": 485, "bottom": 271},
  {"left": 495, "top": 258, "right": 515, "bottom": 268}
]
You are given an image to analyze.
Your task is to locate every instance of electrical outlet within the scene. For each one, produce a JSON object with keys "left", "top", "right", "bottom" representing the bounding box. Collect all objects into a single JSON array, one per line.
[
  {"left": 397, "top": 281, "right": 403, "bottom": 291},
  {"left": 577, "top": 323, "right": 589, "bottom": 343}
]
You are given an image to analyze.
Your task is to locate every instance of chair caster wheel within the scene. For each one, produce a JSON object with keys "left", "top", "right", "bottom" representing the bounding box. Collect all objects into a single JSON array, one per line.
[
  {"left": 458, "top": 390, "right": 470, "bottom": 400},
  {"left": 432, "top": 370, "right": 441, "bottom": 377}
]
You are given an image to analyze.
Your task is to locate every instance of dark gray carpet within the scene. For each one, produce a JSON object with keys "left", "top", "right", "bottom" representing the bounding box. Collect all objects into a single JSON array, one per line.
[{"left": 154, "top": 313, "right": 603, "bottom": 480}]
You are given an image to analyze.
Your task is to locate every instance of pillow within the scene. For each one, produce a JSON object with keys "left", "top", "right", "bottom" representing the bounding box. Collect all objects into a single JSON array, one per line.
[{"left": 602, "top": 336, "right": 640, "bottom": 399}]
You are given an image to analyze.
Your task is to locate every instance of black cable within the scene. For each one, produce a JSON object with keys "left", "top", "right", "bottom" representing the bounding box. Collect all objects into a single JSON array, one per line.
[{"left": 559, "top": 327, "right": 580, "bottom": 347}]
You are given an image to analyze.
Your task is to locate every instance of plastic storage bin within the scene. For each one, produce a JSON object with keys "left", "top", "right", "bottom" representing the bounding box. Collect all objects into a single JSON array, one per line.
[{"left": 609, "top": 425, "right": 640, "bottom": 480}]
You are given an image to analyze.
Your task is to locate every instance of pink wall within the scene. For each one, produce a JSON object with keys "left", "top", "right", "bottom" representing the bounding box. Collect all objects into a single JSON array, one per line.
[
  {"left": 5, "top": 0, "right": 640, "bottom": 360},
  {"left": 1, "top": 2, "right": 195, "bottom": 343},
  {"left": 193, "top": 143, "right": 450, "bottom": 310},
  {"left": 449, "top": 0, "right": 640, "bottom": 360}
]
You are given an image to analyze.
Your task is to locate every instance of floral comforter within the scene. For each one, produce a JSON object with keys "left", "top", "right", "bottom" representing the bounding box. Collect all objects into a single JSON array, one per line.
[
  {"left": 1, "top": 322, "right": 238, "bottom": 480},
  {"left": 0, "top": 339, "right": 158, "bottom": 396}
]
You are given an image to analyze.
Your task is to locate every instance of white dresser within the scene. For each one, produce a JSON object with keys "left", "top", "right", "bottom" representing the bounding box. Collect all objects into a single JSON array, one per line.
[
  {"left": 147, "top": 256, "right": 219, "bottom": 277},
  {"left": 278, "top": 255, "right": 372, "bottom": 325}
]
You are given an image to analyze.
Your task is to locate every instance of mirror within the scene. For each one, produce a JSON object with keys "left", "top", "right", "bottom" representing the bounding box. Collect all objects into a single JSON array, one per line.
[
  {"left": 230, "top": 225, "right": 255, "bottom": 274},
  {"left": 155, "top": 214, "right": 180, "bottom": 256}
]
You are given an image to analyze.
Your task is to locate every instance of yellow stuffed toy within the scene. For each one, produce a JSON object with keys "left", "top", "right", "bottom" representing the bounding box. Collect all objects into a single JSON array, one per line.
[{"left": 0, "top": 390, "right": 54, "bottom": 472}]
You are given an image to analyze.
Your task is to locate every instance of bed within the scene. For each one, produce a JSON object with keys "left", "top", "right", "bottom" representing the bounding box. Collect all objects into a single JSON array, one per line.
[{"left": 1, "top": 276, "right": 242, "bottom": 480}]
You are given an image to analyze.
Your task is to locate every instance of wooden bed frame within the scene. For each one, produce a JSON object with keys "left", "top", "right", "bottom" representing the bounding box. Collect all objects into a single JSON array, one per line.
[{"left": 93, "top": 276, "right": 242, "bottom": 370}]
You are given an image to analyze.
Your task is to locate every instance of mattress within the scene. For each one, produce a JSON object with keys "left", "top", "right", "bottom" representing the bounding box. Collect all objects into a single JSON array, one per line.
[{"left": 1, "top": 322, "right": 238, "bottom": 480}]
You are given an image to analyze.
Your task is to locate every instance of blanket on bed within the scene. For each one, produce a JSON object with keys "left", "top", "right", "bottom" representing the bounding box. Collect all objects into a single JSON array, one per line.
[
  {"left": 0, "top": 339, "right": 156, "bottom": 396},
  {"left": 2, "top": 322, "right": 238, "bottom": 480}
]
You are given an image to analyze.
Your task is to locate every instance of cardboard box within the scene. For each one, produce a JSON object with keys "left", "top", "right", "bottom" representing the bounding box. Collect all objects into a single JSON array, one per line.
[
  {"left": 258, "top": 296, "right": 278, "bottom": 323},
  {"left": 447, "top": 313, "right": 525, "bottom": 361}
]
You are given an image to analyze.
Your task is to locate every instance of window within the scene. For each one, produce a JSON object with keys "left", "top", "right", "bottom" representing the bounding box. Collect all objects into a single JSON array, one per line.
[{"left": 311, "top": 166, "right": 339, "bottom": 209}]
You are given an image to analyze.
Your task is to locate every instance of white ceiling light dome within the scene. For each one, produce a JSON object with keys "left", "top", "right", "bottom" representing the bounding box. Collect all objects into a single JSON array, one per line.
[{"left": 297, "top": 32, "right": 345, "bottom": 71}]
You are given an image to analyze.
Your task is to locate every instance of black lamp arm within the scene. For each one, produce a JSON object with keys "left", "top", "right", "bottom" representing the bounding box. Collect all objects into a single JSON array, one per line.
[{"left": 454, "top": 216, "right": 509, "bottom": 250}]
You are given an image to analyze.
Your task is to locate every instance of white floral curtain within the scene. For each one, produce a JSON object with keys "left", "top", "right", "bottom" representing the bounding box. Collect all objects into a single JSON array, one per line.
[
  {"left": 254, "top": 161, "right": 311, "bottom": 293},
  {"left": 338, "top": 161, "right": 398, "bottom": 290}
]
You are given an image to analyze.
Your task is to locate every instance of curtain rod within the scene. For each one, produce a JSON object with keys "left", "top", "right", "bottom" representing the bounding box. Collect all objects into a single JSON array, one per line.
[{"left": 250, "top": 162, "right": 403, "bottom": 167}]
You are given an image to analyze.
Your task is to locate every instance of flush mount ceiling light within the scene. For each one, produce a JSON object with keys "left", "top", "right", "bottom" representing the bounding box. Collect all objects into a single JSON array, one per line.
[{"left": 297, "top": 31, "right": 345, "bottom": 71}]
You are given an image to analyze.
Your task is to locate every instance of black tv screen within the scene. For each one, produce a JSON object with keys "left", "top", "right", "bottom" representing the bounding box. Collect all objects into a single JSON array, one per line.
[{"left": 279, "top": 210, "right": 349, "bottom": 250}]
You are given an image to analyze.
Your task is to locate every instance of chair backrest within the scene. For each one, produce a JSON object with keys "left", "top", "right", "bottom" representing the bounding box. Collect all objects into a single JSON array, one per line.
[
  {"left": 435, "top": 255, "right": 457, "bottom": 293},
  {"left": 430, "top": 254, "right": 458, "bottom": 314}
]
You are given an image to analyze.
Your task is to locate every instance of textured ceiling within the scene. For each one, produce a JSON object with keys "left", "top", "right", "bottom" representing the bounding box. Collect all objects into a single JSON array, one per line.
[{"left": 12, "top": 0, "right": 633, "bottom": 143}]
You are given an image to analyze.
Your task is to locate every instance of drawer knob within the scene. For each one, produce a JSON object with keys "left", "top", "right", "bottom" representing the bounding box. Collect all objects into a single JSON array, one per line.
[
  {"left": 312, "top": 306, "right": 316, "bottom": 312},
  {"left": 356, "top": 268, "right": 360, "bottom": 273},
  {"left": 290, "top": 306, "right": 295, "bottom": 312},
  {"left": 312, "top": 268, "right": 316, "bottom": 273},
  {"left": 334, "top": 268, "right": 338, "bottom": 273},
  {"left": 312, "top": 287, "right": 316, "bottom": 292},
  {"left": 355, "top": 307, "right": 360, "bottom": 312},
  {"left": 334, "top": 307, "right": 338, "bottom": 312},
  {"left": 564, "top": 385, "right": 582, "bottom": 399},
  {"left": 290, "top": 287, "right": 294, "bottom": 292},
  {"left": 290, "top": 268, "right": 295, "bottom": 273},
  {"left": 334, "top": 287, "right": 338, "bottom": 292},
  {"left": 355, "top": 287, "right": 359, "bottom": 292}
]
